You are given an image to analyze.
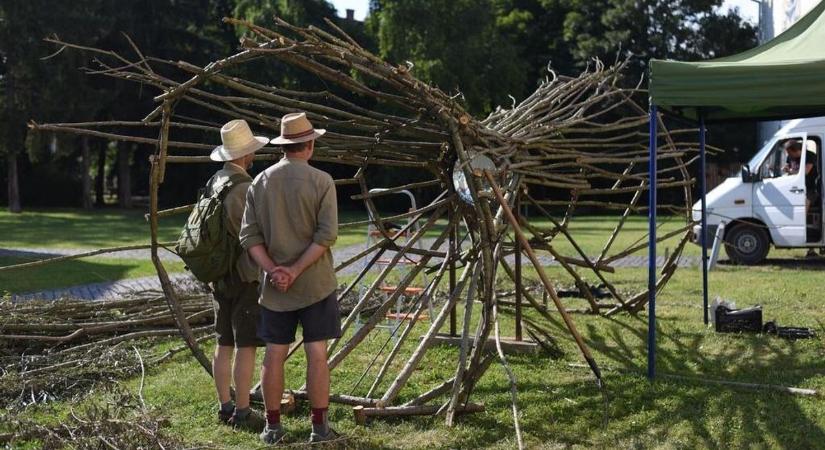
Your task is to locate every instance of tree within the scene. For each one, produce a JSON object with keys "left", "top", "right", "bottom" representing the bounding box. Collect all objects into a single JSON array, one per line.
[
  {"left": 368, "top": 0, "right": 529, "bottom": 115},
  {"left": 560, "top": 0, "right": 756, "bottom": 80}
]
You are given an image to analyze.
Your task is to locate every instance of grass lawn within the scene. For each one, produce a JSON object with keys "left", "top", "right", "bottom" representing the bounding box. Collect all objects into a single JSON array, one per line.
[
  {"left": 0, "top": 256, "right": 186, "bottom": 295},
  {"left": 11, "top": 259, "right": 825, "bottom": 448},
  {"left": 0, "top": 208, "right": 185, "bottom": 249}
]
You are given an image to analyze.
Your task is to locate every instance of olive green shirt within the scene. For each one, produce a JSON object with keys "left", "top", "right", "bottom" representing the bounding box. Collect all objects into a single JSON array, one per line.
[
  {"left": 239, "top": 157, "right": 338, "bottom": 312},
  {"left": 213, "top": 162, "right": 259, "bottom": 283}
]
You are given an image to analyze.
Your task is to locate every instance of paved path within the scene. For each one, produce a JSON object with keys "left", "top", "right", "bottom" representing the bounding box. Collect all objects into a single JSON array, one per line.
[
  {"left": 3, "top": 242, "right": 702, "bottom": 302},
  {"left": 9, "top": 273, "right": 206, "bottom": 302}
]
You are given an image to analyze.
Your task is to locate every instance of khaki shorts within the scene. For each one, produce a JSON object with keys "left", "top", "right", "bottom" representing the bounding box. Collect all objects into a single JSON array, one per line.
[{"left": 213, "top": 270, "right": 264, "bottom": 348}]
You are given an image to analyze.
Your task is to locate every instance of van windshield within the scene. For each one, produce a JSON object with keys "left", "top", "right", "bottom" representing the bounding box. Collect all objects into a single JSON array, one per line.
[{"left": 748, "top": 133, "right": 808, "bottom": 176}]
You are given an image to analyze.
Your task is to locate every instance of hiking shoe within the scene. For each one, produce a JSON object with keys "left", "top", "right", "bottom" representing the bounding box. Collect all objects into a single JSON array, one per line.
[
  {"left": 260, "top": 425, "right": 287, "bottom": 445},
  {"left": 229, "top": 409, "right": 264, "bottom": 431},
  {"left": 309, "top": 426, "right": 340, "bottom": 443},
  {"left": 218, "top": 409, "right": 233, "bottom": 424}
]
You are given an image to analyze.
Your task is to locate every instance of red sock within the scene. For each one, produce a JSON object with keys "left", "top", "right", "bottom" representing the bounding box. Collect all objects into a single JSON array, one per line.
[
  {"left": 266, "top": 409, "right": 281, "bottom": 427},
  {"left": 311, "top": 407, "right": 328, "bottom": 425}
]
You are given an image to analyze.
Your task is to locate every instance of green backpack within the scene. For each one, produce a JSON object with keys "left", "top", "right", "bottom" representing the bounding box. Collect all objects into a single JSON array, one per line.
[{"left": 175, "top": 173, "right": 248, "bottom": 283}]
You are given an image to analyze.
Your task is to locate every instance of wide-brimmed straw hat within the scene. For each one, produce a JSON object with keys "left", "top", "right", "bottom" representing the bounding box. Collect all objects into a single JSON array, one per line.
[
  {"left": 270, "top": 112, "right": 326, "bottom": 145},
  {"left": 210, "top": 119, "right": 269, "bottom": 162}
]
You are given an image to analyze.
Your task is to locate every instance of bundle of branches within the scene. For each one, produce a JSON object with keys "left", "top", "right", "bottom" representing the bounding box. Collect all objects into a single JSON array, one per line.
[
  {"left": 30, "top": 16, "right": 708, "bottom": 447},
  {"left": 3, "top": 386, "right": 184, "bottom": 449},
  {"left": 0, "top": 295, "right": 212, "bottom": 406}
]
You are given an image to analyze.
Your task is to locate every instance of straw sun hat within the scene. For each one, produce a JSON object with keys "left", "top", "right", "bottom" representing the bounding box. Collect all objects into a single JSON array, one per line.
[
  {"left": 210, "top": 119, "right": 269, "bottom": 162},
  {"left": 270, "top": 112, "right": 326, "bottom": 145}
]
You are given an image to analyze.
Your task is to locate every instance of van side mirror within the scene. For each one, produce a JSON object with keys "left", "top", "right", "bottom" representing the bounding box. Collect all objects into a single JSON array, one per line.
[{"left": 741, "top": 164, "right": 755, "bottom": 182}]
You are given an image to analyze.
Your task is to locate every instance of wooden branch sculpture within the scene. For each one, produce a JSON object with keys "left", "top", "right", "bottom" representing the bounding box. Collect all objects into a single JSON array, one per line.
[{"left": 28, "top": 17, "right": 701, "bottom": 445}]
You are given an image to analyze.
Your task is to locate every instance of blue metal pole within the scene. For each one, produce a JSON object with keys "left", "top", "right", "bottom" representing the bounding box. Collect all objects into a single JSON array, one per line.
[
  {"left": 700, "top": 114, "right": 709, "bottom": 325},
  {"left": 648, "top": 103, "right": 657, "bottom": 380}
]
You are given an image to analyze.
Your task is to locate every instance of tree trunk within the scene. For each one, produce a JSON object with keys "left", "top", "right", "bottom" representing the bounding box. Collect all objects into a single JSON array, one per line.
[
  {"left": 95, "top": 143, "right": 106, "bottom": 207},
  {"left": 81, "top": 136, "right": 92, "bottom": 209},
  {"left": 117, "top": 142, "right": 132, "bottom": 208},
  {"left": 7, "top": 151, "right": 21, "bottom": 213}
]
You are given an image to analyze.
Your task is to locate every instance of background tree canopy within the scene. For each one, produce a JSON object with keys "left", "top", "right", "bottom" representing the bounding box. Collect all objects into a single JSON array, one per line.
[{"left": 0, "top": 0, "right": 756, "bottom": 212}]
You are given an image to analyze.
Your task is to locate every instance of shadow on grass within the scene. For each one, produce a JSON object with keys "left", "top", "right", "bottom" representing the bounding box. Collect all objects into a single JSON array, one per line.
[
  {"left": 718, "top": 257, "right": 825, "bottom": 269},
  {"left": 542, "top": 313, "right": 825, "bottom": 448}
]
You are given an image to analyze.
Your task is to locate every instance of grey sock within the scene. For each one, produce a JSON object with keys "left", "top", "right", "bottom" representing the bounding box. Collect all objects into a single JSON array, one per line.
[{"left": 311, "top": 409, "right": 329, "bottom": 436}]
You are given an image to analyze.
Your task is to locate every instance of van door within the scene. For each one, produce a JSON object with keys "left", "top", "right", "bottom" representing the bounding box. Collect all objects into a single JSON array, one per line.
[{"left": 753, "top": 133, "right": 808, "bottom": 247}]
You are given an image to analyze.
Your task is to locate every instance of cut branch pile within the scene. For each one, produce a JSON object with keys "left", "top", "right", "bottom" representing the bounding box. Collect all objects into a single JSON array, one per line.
[
  {"left": 26, "top": 16, "right": 705, "bottom": 447},
  {"left": 4, "top": 386, "right": 183, "bottom": 449},
  {"left": 0, "top": 295, "right": 212, "bottom": 407}
]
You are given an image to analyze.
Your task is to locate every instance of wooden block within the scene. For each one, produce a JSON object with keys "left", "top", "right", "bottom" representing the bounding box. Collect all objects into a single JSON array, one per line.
[
  {"left": 352, "top": 405, "right": 367, "bottom": 426},
  {"left": 280, "top": 393, "right": 296, "bottom": 414}
]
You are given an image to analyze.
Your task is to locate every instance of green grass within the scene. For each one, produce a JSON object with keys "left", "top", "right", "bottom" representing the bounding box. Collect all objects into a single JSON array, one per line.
[
  {"left": 11, "top": 260, "right": 825, "bottom": 448},
  {"left": 0, "top": 208, "right": 185, "bottom": 249},
  {"left": 0, "top": 256, "right": 186, "bottom": 295},
  {"left": 4, "top": 209, "right": 824, "bottom": 447}
]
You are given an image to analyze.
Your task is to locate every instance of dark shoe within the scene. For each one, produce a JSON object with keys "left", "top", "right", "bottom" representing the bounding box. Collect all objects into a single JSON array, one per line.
[
  {"left": 218, "top": 409, "right": 233, "bottom": 424},
  {"left": 260, "top": 425, "right": 287, "bottom": 445},
  {"left": 218, "top": 401, "right": 235, "bottom": 424},
  {"left": 309, "top": 426, "right": 341, "bottom": 443},
  {"left": 229, "top": 409, "right": 264, "bottom": 431},
  {"left": 806, "top": 249, "right": 818, "bottom": 258}
]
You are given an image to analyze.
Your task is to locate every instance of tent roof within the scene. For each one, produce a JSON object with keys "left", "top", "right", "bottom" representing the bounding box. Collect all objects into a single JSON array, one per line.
[{"left": 649, "top": 1, "right": 825, "bottom": 122}]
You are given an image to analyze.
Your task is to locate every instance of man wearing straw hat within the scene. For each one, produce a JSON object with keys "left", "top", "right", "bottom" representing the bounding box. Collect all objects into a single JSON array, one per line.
[
  {"left": 240, "top": 112, "right": 341, "bottom": 444},
  {"left": 208, "top": 119, "right": 269, "bottom": 428}
]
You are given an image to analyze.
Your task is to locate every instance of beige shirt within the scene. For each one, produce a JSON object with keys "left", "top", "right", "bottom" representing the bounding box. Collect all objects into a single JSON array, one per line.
[
  {"left": 212, "top": 162, "right": 258, "bottom": 283},
  {"left": 239, "top": 157, "right": 338, "bottom": 312}
]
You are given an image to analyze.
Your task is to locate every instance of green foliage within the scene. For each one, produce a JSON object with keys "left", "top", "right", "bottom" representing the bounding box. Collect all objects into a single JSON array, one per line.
[
  {"left": 369, "top": 0, "right": 529, "bottom": 115},
  {"left": 1, "top": 0, "right": 757, "bottom": 209}
]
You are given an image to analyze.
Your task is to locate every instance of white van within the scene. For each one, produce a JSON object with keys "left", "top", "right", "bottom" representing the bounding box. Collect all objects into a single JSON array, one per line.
[{"left": 691, "top": 118, "right": 823, "bottom": 264}]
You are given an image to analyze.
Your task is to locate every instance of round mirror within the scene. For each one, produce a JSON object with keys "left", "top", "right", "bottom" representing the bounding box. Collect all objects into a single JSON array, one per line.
[{"left": 452, "top": 152, "right": 496, "bottom": 204}]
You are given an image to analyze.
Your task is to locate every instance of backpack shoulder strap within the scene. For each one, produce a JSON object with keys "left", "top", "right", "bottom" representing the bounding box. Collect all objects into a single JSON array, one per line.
[{"left": 212, "top": 173, "right": 250, "bottom": 199}]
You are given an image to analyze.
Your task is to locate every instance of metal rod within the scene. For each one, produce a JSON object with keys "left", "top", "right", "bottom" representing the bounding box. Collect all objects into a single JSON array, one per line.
[
  {"left": 699, "top": 113, "right": 709, "bottom": 325},
  {"left": 648, "top": 103, "right": 658, "bottom": 380}
]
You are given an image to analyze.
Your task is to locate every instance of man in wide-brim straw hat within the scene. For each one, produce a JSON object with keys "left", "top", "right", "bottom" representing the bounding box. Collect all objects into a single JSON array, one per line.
[
  {"left": 240, "top": 112, "right": 341, "bottom": 444},
  {"left": 208, "top": 119, "right": 269, "bottom": 428}
]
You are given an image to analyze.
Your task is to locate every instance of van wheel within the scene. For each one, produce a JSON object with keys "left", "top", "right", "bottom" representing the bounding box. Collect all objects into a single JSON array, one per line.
[{"left": 724, "top": 224, "right": 769, "bottom": 265}]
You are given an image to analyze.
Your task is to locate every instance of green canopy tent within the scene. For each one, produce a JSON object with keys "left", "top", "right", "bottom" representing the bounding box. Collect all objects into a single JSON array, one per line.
[
  {"left": 645, "top": 0, "right": 825, "bottom": 378},
  {"left": 650, "top": 0, "right": 825, "bottom": 122}
]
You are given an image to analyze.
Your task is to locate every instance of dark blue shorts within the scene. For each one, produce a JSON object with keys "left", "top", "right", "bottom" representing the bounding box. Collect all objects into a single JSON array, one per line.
[{"left": 257, "top": 292, "right": 342, "bottom": 345}]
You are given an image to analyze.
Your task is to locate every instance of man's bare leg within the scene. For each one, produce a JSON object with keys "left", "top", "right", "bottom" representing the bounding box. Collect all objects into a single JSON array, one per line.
[
  {"left": 213, "top": 345, "right": 234, "bottom": 421},
  {"left": 305, "top": 340, "right": 332, "bottom": 437},
  {"left": 261, "top": 343, "right": 289, "bottom": 436},
  {"left": 304, "top": 341, "right": 330, "bottom": 407},
  {"left": 213, "top": 345, "right": 234, "bottom": 404},
  {"left": 233, "top": 347, "right": 257, "bottom": 410}
]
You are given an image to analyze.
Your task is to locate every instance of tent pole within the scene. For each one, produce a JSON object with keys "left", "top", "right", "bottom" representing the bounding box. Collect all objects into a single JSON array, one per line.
[
  {"left": 648, "top": 103, "right": 658, "bottom": 380},
  {"left": 699, "top": 114, "right": 709, "bottom": 325}
]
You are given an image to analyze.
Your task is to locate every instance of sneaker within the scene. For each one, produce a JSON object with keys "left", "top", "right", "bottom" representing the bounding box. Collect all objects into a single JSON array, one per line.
[
  {"left": 229, "top": 409, "right": 264, "bottom": 431},
  {"left": 309, "top": 426, "right": 340, "bottom": 443},
  {"left": 260, "top": 425, "right": 287, "bottom": 445},
  {"left": 218, "top": 409, "right": 233, "bottom": 424},
  {"left": 218, "top": 401, "right": 235, "bottom": 424}
]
